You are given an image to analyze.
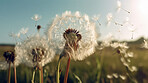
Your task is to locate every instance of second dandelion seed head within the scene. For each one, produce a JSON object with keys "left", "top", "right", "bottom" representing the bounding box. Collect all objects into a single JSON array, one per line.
[{"left": 3, "top": 51, "right": 15, "bottom": 63}]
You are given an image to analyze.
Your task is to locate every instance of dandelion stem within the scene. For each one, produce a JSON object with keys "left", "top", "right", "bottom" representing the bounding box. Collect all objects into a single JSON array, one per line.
[
  {"left": 131, "top": 32, "right": 133, "bottom": 39},
  {"left": 39, "top": 67, "right": 43, "bottom": 83},
  {"left": 110, "top": 79, "right": 113, "bottom": 83},
  {"left": 56, "top": 59, "right": 61, "bottom": 83},
  {"left": 97, "top": 20, "right": 101, "bottom": 26},
  {"left": 31, "top": 68, "right": 36, "bottom": 83},
  {"left": 8, "top": 62, "right": 11, "bottom": 83},
  {"left": 121, "top": 8, "right": 130, "bottom": 13},
  {"left": 13, "top": 62, "right": 17, "bottom": 83},
  {"left": 35, "top": 21, "right": 37, "bottom": 27},
  {"left": 64, "top": 57, "right": 71, "bottom": 83}
]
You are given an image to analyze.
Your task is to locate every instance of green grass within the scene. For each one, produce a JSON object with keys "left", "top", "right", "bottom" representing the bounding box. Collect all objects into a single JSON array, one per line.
[{"left": 0, "top": 39, "right": 148, "bottom": 83}]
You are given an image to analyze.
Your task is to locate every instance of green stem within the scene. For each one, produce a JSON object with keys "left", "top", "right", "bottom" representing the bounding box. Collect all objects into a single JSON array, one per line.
[
  {"left": 64, "top": 57, "right": 71, "bottom": 83},
  {"left": 13, "top": 62, "right": 17, "bottom": 83},
  {"left": 8, "top": 62, "right": 11, "bottom": 83},
  {"left": 56, "top": 59, "right": 61, "bottom": 83},
  {"left": 96, "top": 50, "right": 103, "bottom": 83},
  {"left": 39, "top": 67, "right": 43, "bottom": 83},
  {"left": 31, "top": 68, "right": 36, "bottom": 83}
]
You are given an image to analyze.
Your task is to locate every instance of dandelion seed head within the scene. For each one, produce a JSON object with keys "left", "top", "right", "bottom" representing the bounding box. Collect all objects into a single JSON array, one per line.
[
  {"left": 15, "top": 34, "right": 55, "bottom": 67},
  {"left": 0, "top": 50, "right": 21, "bottom": 70},
  {"left": 3, "top": 51, "right": 15, "bottom": 63},
  {"left": 46, "top": 11, "right": 98, "bottom": 61}
]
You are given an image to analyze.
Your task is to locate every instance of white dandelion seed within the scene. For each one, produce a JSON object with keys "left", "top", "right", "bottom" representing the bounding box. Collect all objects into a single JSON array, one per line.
[
  {"left": 127, "top": 52, "right": 134, "bottom": 58},
  {"left": 100, "top": 33, "right": 114, "bottom": 48},
  {"left": 112, "top": 73, "right": 118, "bottom": 78},
  {"left": 128, "top": 25, "right": 136, "bottom": 39},
  {"left": 31, "top": 14, "right": 41, "bottom": 21},
  {"left": 117, "top": 0, "right": 121, "bottom": 12},
  {"left": 106, "top": 13, "right": 113, "bottom": 25},
  {"left": 19, "top": 28, "right": 28, "bottom": 34},
  {"left": 120, "top": 57, "right": 129, "bottom": 67},
  {"left": 46, "top": 11, "right": 98, "bottom": 61},
  {"left": 111, "top": 42, "right": 129, "bottom": 49},
  {"left": 9, "top": 32, "right": 20, "bottom": 38},
  {"left": 127, "top": 59, "right": 131, "bottom": 63},
  {"left": 130, "top": 66, "right": 137, "bottom": 72},
  {"left": 31, "top": 14, "right": 41, "bottom": 27},
  {"left": 125, "top": 17, "right": 129, "bottom": 24},
  {"left": 92, "top": 14, "right": 101, "bottom": 26},
  {"left": 107, "top": 75, "right": 113, "bottom": 79},
  {"left": 75, "top": 11, "right": 81, "bottom": 17},
  {"left": 116, "top": 0, "right": 130, "bottom": 13},
  {"left": 119, "top": 75, "right": 126, "bottom": 80},
  {"left": 142, "top": 40, "right": 148, "bottom": 49},
  {"left": 15, "top": 34, "right": 55, "bottom": 67}
]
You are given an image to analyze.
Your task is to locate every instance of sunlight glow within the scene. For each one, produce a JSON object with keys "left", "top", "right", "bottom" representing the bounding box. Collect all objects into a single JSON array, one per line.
[{"left": 138, "top": 0, "right": 148, "bottom": 15}]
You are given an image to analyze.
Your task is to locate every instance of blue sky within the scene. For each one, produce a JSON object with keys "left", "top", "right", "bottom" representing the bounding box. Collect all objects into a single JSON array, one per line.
[{"left": 0, "top": 0, "right": 148, "bottom": 44}]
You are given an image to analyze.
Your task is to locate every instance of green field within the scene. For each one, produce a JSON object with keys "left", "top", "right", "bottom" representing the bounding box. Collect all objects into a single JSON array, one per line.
[{"left": 0, "top": 37, "right": 148, "bottom": 83}]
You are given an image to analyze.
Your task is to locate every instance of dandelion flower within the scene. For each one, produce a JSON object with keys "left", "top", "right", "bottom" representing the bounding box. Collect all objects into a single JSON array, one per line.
[
  {"left": 46, "top": 11, "right": 98, "bottom": 61},
  {"left": 15, "top": 34, "right": 55, "bottom": 67},
  {"left": 0, "top": 51, "right": 21, "bottom": 83},
  {"left": 46, "top": 11, "right": 97, "bottom": 83}
]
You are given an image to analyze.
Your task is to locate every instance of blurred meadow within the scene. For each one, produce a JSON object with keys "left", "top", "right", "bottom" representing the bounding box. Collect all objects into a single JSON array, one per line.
[
  {"left": 0, "top": 37, "right": 148, "bottom": 83},
  {"left": 1, "top": 0, "right": 148, "bottom": 83}
]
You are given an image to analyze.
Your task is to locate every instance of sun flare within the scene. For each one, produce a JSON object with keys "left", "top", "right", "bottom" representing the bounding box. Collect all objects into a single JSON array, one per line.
[{"left": 138, "top": 0, "right": 148, "bottom": 15}]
